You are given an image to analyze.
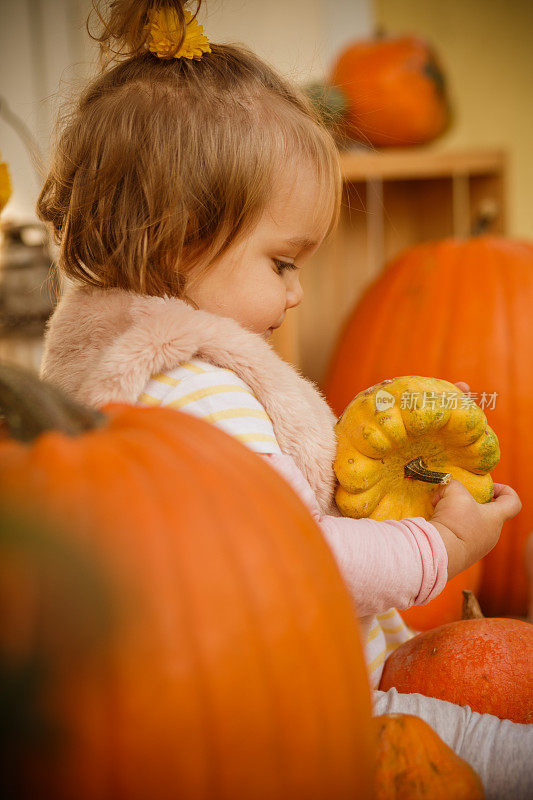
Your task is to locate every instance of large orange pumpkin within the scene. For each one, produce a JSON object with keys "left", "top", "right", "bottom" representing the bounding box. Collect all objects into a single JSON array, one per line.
[
  {"left": 329, "top": 34, "right": 449, "bottom": 147},
  {"left": 379, "top": 593, "right": 533, "bottom": 723},
  {"left": 325, "top": 236, "right": 533, "bottom": 617},
  {"left": 0, "top": 364, "right": 375, "bottom": 800}
]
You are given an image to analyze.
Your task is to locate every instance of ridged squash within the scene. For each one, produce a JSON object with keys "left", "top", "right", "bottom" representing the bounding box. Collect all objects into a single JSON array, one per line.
[{"left": 334, "top": 376, "right": 499, "bottom": 521}]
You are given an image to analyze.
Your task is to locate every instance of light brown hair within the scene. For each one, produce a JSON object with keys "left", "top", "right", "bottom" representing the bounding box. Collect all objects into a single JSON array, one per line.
[{"left": 37, "top": 0, "right": 342, "bottom": 298}]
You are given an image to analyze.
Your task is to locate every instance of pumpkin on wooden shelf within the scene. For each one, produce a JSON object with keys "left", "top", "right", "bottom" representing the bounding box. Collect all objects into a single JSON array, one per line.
[
  {"left": 0, "top": 363, "right": 375, "bottom": 800},
  {"left": 379, "top": 592, "right": 533, "bottom": 723},
  {"left": 328, "top": 34, "right": 450, "bottom": 147},
  {"left": 326, "top": 235, "right": 533, "bottom": 618},
  {"left": 373, "top": 714, "right": 484, "bottom": 799}
]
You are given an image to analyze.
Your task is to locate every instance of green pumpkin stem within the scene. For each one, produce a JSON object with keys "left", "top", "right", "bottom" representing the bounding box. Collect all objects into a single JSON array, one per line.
[
  {"left": 0, "top": 362, "right": 106, "bottom": 443},
  {"left": 303, "top": 82, "right": 349, "bottom": 128},
  {"left": 404, "top": 456, "right": 452, "bottom": 484}
]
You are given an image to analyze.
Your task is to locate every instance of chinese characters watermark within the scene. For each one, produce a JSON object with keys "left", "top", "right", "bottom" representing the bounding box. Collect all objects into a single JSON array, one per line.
[
  {"left": 398, "top": 391, "right": 498, "bottom": 411},
  {"left": 374, "top": 388, "right": 498, "bottom": 412}
]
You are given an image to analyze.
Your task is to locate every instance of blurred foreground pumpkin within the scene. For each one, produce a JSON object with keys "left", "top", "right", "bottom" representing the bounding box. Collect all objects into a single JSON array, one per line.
[
  {"left": 373, "top": 714, "right": 484, "bottom": 799},
  {"left": 0, "top": 505, "right": 114, "bottom": 799},
  {"left": 379, "top": 592, "right": 533, "bottom": 723},
  {"left": 0, "top": 363, "right": 375, "bottom": 800},
  {"left": 329, "top": 34, "right": 449, "bottom": 147},
  {"left": 326, "top": 236, "right": 533, "bottom": 617}
]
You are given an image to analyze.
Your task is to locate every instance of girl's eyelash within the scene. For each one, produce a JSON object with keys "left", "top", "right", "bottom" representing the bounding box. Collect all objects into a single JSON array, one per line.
[{"left": 274, "top": 259, "right": 298, "bottom": 273}]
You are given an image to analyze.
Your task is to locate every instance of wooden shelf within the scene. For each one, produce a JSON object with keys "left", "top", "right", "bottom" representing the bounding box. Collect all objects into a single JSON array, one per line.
[
  {"left": 339, "top": 147, "right": 506, "bottom": 182},
  {"left": 271, "top": 147, "right": 507, "bottom": 387}
]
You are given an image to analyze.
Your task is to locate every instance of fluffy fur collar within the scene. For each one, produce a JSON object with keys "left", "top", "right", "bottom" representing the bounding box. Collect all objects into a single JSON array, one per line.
[{"left": 40, "top": 284, "right": 338, "bottom": 513}]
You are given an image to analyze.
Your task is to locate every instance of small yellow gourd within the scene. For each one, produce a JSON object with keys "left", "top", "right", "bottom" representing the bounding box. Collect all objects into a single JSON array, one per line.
[
  {"left": 0, "top": 153, "right": 12, "bottom": 212},
  {"left": 334, "top": 376, "right": 499, "bottom": 520}
]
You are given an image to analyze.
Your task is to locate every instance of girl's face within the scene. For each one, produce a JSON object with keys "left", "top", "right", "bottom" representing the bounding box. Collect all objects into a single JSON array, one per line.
[{"left": 185, "top": 161, "right": 330, "bottom": 339}]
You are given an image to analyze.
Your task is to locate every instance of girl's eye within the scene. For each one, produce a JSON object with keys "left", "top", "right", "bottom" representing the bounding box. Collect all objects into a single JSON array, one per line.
[{"left": 274, "top": 259, "right": 298, "bottom": 274}]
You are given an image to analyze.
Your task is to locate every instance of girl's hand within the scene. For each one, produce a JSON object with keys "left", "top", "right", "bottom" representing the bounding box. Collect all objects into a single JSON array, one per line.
[
  {"left": 454, "top": 380, "right": 469, "bottom": 393},
  {"left": 430, "top": 479, "right": 522, "bottom": 579},
  {"left": 431, "top": 380, "right": 511, "bottom": 577}
]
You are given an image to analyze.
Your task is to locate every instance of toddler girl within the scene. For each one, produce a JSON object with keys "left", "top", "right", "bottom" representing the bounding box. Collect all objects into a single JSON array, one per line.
[{"left": 38, "top": 2, "right": 531, "bottom": 796}]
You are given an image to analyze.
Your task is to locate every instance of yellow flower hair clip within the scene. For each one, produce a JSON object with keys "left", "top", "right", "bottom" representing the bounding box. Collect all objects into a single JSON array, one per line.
[{"left": 145, "top": 7, "right": 211, "bottom": 60}]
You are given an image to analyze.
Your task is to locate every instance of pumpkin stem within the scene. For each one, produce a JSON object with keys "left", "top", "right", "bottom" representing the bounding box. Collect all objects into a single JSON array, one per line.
[
  {"left": 471, "top": 199, "right": 499, "bottom": 236},
  {"left": 0, "top": 362, "right": 106, "bottom": 442},
  {"left": 404, "top": 456, "right": 452, "bottom": 484},
  {"left": 462, "top": 591, "right": 485, "bottom": 620}
]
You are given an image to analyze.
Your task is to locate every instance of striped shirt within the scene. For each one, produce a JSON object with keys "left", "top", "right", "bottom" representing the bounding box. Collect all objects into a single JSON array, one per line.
[
  {"left": 366, "top": 609, "right": 414, "bottom": 686},
  {"left": 136, "top": 359, "right": 414, "bottom": 685},
  {"left": 137, "top": 358, "right": 282, "bottom": 454}
]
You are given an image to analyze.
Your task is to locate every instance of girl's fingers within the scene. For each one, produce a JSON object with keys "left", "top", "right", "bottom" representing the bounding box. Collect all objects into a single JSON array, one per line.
[
  {"left": 431, "top": 478, "right": 465, "bottom": 506},
  {"left": 432, "top": 479, "right": 521, "bottom": 522},
  {"left": 431, "top": 487, "right": 444, "bottom": 506},
  {"left": 492, "top": 482, "right": 520, "bottom": 499},
  {"left": 454, "top": 381, "right": 470, "bottom": 393},
  {"left": 489, "top": 483, "right": 522, "bottom": 519}
]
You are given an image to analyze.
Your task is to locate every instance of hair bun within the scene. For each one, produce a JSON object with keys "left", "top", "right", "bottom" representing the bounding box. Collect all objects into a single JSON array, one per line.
[{"left": 89, "top": 0, "right": 195, "bottom": 65}]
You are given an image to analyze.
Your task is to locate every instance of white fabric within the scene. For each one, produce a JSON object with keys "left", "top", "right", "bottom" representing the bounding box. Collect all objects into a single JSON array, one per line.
[{"left": 375, "top": 688, "right": 533, "bottom": 799}]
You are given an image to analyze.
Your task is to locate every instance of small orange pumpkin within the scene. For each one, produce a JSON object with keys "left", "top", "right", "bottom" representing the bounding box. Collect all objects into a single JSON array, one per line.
[
  {"left": 373, "top": 714, "right": 484, "bottom": 799},
  {"left": 380, "top": 593, "right": 533, "bottom": 723},
  {"left": 329, "top": 34, "right": 449, "bottom": 147},
  {"left": 0, "top": 364, "right": 375, "bottom": 800}
]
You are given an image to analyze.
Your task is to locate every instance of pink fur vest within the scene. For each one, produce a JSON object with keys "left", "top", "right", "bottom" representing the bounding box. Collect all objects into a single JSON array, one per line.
[{"left": 40, "top": 284, "right": 339, "bottom": 513}]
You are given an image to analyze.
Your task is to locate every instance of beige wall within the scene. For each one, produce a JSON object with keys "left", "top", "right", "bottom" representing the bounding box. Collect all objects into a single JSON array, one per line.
[
  {"left": 0, "top": 0, "right": 373, "bottom": 222},
  {"left": 195, "top": 0, "right": 373, "bottom": 83},
  {"left": 0, "top": 0, "right": 92, "bottom": 222},
  {"left": 375, "top": 0, "right": 533, "bottom": 238}
]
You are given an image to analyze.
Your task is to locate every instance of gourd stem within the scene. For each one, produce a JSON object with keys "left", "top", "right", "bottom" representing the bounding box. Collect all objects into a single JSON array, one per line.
[
  {"left": 0, "top": 362, "right": 106, "bottom": 443},
  {"left": 404, "top": 456, "right": 452, "bottom": 484},
  {"left": 462, "top": 591, "right": 484, "bottom": 620},
  {"left": 471, "top": 214, "right": 492, "bottom": 237}
]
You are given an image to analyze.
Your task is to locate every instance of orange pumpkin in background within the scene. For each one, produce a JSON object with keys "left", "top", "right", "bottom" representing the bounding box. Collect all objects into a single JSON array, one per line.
[
  {"left": 379, "top": 593, "right": 533, "bottom": 723},
  {"left": 400, "top": 563, "right": 481, "bottom": 631},
  {"left": 0, "top": 364, "right": 375, "bottom": 800},
  {"left": 325, "top": 236, "right": 533, "bottom": 618},
  {"left": 329, "top": 34, "right": 450, "bottom": 147}
]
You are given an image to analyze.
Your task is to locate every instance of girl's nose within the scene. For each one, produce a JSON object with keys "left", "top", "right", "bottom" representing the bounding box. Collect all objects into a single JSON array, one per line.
[{"left": 285, "top": 274, "right": 303, "bottom": 309}]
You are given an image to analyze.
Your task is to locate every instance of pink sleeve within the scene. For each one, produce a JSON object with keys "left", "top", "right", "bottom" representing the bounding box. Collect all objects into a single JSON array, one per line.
[{"left": 263, "top": 452, "right": 448, "bottom": 618}]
